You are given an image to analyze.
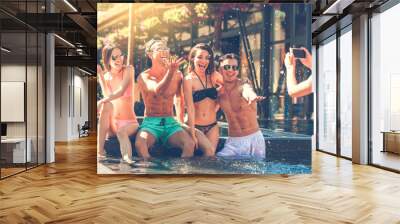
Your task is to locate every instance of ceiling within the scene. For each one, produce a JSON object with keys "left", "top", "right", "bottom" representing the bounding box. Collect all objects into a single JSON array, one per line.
[
  {"left": 0, "top": 0, "right": 97, "bottom": 74},
  {"left": 0, "top": 0, "right": 392, "bottom": 75}
]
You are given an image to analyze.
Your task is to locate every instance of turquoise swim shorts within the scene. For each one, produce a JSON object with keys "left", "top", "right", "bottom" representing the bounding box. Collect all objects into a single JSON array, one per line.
[{"left": 139, "top": 117, "right": 183, "bottom": 145}]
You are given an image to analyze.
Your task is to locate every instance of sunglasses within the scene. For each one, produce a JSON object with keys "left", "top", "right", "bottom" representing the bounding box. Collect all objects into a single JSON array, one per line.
[
  {"left": 223, "top": 65, "right": 239, "bottom": 71},
  {"left": 111, "top": 53, "right": 125, "bottom": 61},
  {"left": 153, "top": 47, "right": 170, "bottom": 52}
]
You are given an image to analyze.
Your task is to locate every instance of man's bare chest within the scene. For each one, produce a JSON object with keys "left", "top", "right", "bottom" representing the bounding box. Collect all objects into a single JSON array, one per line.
[
  {"left": 220, "top": 90, "right": 247, "bottom": 112},
  {"left": 150, "top": 76, "right": 180, "bottom": 96}
]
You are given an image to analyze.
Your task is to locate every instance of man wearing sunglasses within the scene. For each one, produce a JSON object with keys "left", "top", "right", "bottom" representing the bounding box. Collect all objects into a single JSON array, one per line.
[
  {"left": 135, "top": 38, "right": 195, "bottom": 160},
  {"left": 216, "top": 53, "right": 266, "bottom": 159}
]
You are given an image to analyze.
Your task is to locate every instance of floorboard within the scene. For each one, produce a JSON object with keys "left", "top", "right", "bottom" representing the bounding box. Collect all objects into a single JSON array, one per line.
[{"left": 1, "top": 135, "right": 399, "bottom": 223}]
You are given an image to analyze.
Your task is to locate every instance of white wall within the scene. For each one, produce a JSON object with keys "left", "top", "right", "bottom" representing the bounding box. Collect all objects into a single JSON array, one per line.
[
  {"left": 1, "top": 65, "right": 31, "bottom": 138},
  {"left": 55, "top": 67, "right": 69, "bottom": 141},
  {"left": 54, "top": 67, "right": 89, "bottom": 141},
  {"left": 71, "top": 71, "right": 89, "bottom": 138},
  {"left": 1, "top": 63, "right": 46, "bottom": 163}
]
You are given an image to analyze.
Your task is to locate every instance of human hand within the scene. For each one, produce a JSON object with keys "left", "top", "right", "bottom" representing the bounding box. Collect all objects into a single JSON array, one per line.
[
  {"left": 299, "top": 47, "right": 312, "bottom": 69},
  {"left": 165, "top": 56, "right": 185, "bottom": 73},
  {"left": 245, "top": 95, "right": 266, "bottom": 105},
  {"left": 284, "top": 51, "right": 295, "bottom": 70},
  {"left": 216, "top": 84, "right": 224, "bottom": 95},
  {"left": 191, "top": 130, "right": 198, "bottom": 149}
]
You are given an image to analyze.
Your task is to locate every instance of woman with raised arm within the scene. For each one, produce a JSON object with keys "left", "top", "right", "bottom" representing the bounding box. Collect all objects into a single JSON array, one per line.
[
  {"left": 183, "top": 43, "right": 223, "bottom": 155},
  {"left": 284, "top": 47, "right": 313, "bottom": 98},
  {"left": 97, "top": 45, "right": 138, "bottom": 164}
]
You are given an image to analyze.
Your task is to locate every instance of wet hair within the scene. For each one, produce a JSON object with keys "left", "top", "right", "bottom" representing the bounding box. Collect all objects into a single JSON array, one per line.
[
  {"left": 217, "top": 53, "right": 240, "bottom": 70},
  {"left": 188, "top": 43, "right": 214, "bottom": 76},
  {"left": 101, "top": 45, "right": 117, "bottom": 72}
]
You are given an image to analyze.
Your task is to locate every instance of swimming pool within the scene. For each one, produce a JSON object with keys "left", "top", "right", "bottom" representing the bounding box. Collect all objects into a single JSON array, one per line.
[
  {"left": 98, "top": 157, "right": 311, "bottom": 174},
  {"left": 100, "top": 121, "right": 312, "bottom": 175}
]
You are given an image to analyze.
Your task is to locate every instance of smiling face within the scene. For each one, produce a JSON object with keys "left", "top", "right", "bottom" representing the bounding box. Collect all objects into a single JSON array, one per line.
[
  {"left": 219, "top": 58, "right": 239, "bottom": 83},
  {"left": 148, "top": 42, "right": 170, "bottom": 66},
  {"left": 109, "top": 48, "right": 124, "bottom": 70},
  {"left": 193, "top": 49, "right": 210, "bottom": 74},
  {"left": 188, "top": 44, "right": 214, "bottom": 76}
]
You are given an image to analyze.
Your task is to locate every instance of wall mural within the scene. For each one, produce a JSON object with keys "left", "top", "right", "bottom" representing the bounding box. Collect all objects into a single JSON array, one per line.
[{"left": 97, "top": 3, "right": 313, "bottom": 174}]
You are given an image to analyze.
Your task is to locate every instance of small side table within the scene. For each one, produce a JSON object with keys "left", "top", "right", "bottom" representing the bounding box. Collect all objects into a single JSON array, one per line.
[
  {"left": 1, "top": 138, "right": 32, "bottom": 163},
  {"left": 381, "top": 131, "right": 400, "bottom": 154}
]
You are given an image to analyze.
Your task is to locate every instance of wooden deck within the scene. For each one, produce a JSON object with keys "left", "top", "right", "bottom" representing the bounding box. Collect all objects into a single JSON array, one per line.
[{"left": 1, "top": 135, "right": 399, "bottom": 223}]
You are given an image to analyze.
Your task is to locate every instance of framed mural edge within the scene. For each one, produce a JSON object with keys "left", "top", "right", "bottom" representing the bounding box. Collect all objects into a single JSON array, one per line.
[{"left": 97, "top": 2, "right": 313, "bottom": 175}]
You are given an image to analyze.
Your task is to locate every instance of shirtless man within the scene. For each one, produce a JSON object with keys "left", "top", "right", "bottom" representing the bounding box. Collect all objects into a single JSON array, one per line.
[
  {"left": 216, "top": 53, "right": 266, "bottom": 158},
  {"left": 135, "top": 38, "right": 195, "bottom": 159}
]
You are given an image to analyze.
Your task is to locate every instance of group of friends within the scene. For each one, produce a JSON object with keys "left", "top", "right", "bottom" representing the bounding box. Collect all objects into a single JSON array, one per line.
[{"left": 97, "top": 38, "right": 311, "bottom": 164}]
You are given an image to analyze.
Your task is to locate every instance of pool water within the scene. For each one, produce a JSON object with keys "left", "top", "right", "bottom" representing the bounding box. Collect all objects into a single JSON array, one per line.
[
  {"left": 98, "top": 156, "right": 311, "bottom": 175},
  {"left": 100, "top": 121, "right": 312, "bottom": 175}
]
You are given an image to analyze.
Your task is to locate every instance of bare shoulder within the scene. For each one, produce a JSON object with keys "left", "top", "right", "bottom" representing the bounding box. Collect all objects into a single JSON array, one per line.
[
  {"left": 139, "top": 69, "right": 150, "bottom": 79},
  {"left": 212, "top": 71, "right": 223, "bottom": 80},
  {"left": 236, "top": 79, "right": 252, "bottom": 93},
  {"left": 239, "top": 78, "right": 252, "bottom": 86},
  {"left": 184, "top": 72, "right": 194, "bottom": 81},
  {"left": 123, "top": 65, "right": 134, "bottom": 76},
  {"left": 208, "top": 72, "right": 221, "bottom": 89},
  {"left": 137, "top": 70, "right": 151, "bottom": 85}
]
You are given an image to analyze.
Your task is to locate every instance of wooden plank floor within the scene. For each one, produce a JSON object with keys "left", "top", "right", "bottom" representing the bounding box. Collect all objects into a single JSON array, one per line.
[
  {"left": 1, "top": 135, "right": 400, "bottom": 224},
  {"left": 1, "top": 167, "right": 26, "bottom": 178}
]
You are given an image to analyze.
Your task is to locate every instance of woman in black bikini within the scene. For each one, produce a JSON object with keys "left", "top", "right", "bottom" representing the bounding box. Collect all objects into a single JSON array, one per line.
[{"left": 183, "top": 43, "right": 223, "bottom": 154}]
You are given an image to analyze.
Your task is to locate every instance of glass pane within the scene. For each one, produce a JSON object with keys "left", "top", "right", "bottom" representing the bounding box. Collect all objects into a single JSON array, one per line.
[
  {"left": 312, "top": 45, "right": 317, "bottom": 151},
  {"left": 339, "top": 28, "right": 352, "bottom": 158},
  {"left": 27, "top": 31, "right": 38, "bottom": 169},
  {"left": 1, "top": 30, "right": 27, "bottom": 177},
  {"left": 38, "top": 33, "right": 45, "bottom": 165},
  {"left": 317, "top": 36, "right": 337, "bottom": 154},
  {"left": 371, "top": 4, "right": 400, "bottom": 171}
]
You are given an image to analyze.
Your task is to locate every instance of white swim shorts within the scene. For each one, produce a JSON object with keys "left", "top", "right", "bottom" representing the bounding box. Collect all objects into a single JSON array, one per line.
[{"left": 217, "top": 130, "right": 266, "bottom": 159}]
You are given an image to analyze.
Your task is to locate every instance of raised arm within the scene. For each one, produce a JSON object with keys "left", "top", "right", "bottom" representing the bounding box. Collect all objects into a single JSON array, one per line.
[
  {"left": 100, "top": 65, "right": 134, "bottom": 103},
  {"left": 287, "top": 74, "right": 313, "bottom": 98},
  {"left": 242, "top": 79, "right": 265, "bottom": 105},
  {"left": 183, "top": 76, "right": 196, "bottom": 132},
  {"left": 97, "top": 64, "right": 109, "bottom": 97},
  {"left": 212, "top": 71, "right": 222, "bottom": 112},
  {"left": 212, "top": 71, "right": 224, "bottom": 89},
  {"left": 174, "top": 73, "right": 185, "bottom": 123},
  {"left": 143, "top": 57, "right": 185, "bottom": 95},
  {"left": 153, "top": 69, "right": 175, "bottom": 95},
  {"left": 285, "top": 48, "right": 313, "bottom": 98}
]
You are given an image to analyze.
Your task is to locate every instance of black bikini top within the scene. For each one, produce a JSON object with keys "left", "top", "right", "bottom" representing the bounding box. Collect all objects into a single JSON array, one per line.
[
  {"left": 192, "top": 71, "right": 218, "bottom": 103},
  {"left": 193, "top": 88, "right": 218, "bottom": 103}
]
